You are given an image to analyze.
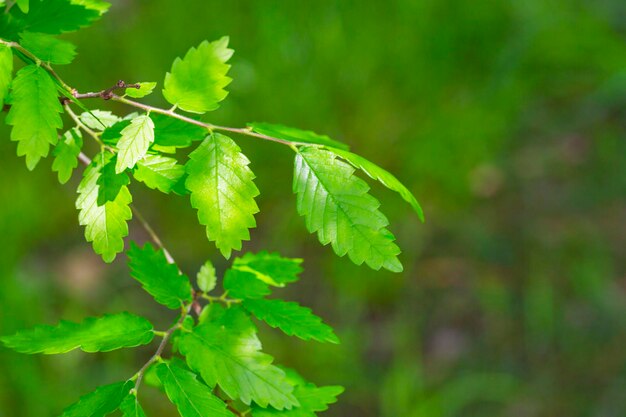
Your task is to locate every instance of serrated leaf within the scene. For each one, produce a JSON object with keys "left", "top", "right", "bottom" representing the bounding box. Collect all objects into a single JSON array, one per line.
[
  {"left": 1, "top": 312, "right": 154, "bottom": 354},
  {"left": 71, "top": 0, "right": 110, "bottom": 14},
  {"left": 133, "top": 154, "right": 185, "bottom": 194},
  {"left": 248, "top": 123, "right": 349, "bottom": 150},
  {"left": 233, "top": 252, "right": 303, "bottom": 287},
  {"left": 196, "top": 260, "right": 216, "bottom": 293},
  {"left": 116, "top": 114, "right": 155, "bottom": 173},
  {"left": 80, "top": 110, "right": 120, "bottom": 131},
  {"left": 101, "top": 118, "right": 131, "bottom": 145},
  {"left": 61, "top": 381, "right": 133, "bottom": 417},
  {"left": 224, "top": 268, "right": 271, "bottom": 300},
  {"left": 328, "top": 148, "right": 424, "bottom": 221},
  {"left": 52, "top": 127, "right": 83, "bottom": 184},
  {"left": 252, "top": 378, "right": 343, "bottom": 417},
  {"left": 5, "top": 0, "right": 102, "bottom": 37},
  {"left": 119, "top": 393, "right": 147, "bottom": 417},
  {"left": 127, "top": 242, "right": 192, "bottom": 309},
  {"left": 151, "top": 112, "right": 206, "bottom": 147},
  {"left": 97, "top": 153, "right": 130, "bottom": 205},
  {"left": 19, "top": 31, "right": 76, "bottom": 64},
  {"left": 186, "top": 133, "right": 259, "bottom": 258},
  {"left": 179, "top": 305, "right": 298, "bottom": 410},
  {"left": 243, "top": 299, "right": 339, "bottom": 344},
  {"left": 77, "top": 154, "right": 132, "bottom": 262},
  {"left": 6, "top": 65, "right": 63, "bottom": 170},
  {"left": 293, "top": 147, "right": 402, "bottom": 272},
  {"left": 163, "top": 38, "right": 232, "bottom": 113},
  {"left": 156, "top": 362, "right": 234, "bottom": 417},
  {"left": 125, "top": 81, "right": 156, "bottom": 98},
  {"left": 0, "top": 43, "right": 13, "bottom": 104}
]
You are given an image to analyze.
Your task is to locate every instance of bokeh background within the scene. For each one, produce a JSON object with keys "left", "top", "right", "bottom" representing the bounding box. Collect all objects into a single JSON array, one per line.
[{"left": 2, "top": 0, "right": 626, "bottom": 416}]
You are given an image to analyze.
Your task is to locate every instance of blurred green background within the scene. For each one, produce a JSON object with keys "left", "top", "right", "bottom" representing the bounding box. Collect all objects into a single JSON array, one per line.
[{"left": 2, "top": 0, "right": 626, "bottom": 415}]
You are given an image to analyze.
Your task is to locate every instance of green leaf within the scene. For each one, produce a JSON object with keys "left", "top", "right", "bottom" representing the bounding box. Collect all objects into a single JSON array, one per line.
[
  {"left": 6, "top": 65, "right": 63, "bottom": 170},
  {"left": 163, "top": 37, "right": 232, "bottom": 113},
  {"left": 101, "top": 118, "right": 131, "bottom": 145},
  {"left": 116, "top": 114, "right": 155, "bottom": 173},
  {"left": 293, "top": 147, "right": 402, "bottom": 272},
  {"left": 328, "top": 147, "right": 424, "bottom": 221},
  {"left": 156, "top": 362, "right": 234, "bottom": 417},
  {"left": 127, "top": 242, "right": 192, "bottom": 309},
  {"left": 52, "top": 127, "right": 83, "bottom": 184},
  {"left": 15, "top": 0, "right": 29, "bottom": 13},
  {"left": 77, "top": 153, "right": 132, "bottom": 262},
  {"left": 1, "top": 312, "right": 154, "bottom": 354},
  {"left": 80, "top": 109, "right": 120, "bottom": 131},
  {"left": 133, "top": 154, "right": 185, "bottom": 194},
  {"left": 248, "top": 123, "right": 349, "bottom": 150},
  {"left": 233, "top": 252, "right": 303, "bottom": 287},
  {"left": 70, "top": 0, "right": 110, "bottom": 14},
  {"left": 196, "top": 260, "right": 216, "bottom": 293},
  {"left": 243, "top": 299, "right": 339, "bottom": 344},
  {"left": 224, "top": 268, "right": 271, "bottom": 300},
  {"left": 125, "top": 81, "right": 156, "bottom": 98},
  {"left": 19, "top": 31, "right": 76, "bottom": 64},
  {"left": 186, "top": 133, "right": 260, "bottom": 258},
  {"left": 10, "top": 0, "right": 102, "bottom": 35},
  {"left": 61, "top": 381, "right": 133, "bottom": 417},
  {"left": 0, "top": 43, "right": 13, "bottom": 104},
  {"left": 179, "top": 305, "right": 298, "bottom": 410},
  {"left": 97, "top": 153, "right": 131, "bottom": 205},
  {"left": 119, "top": 393, "right": 147, "bottom": 417},
  {"left": 151, "top": 112, "right": 206, "bottom": 147}
]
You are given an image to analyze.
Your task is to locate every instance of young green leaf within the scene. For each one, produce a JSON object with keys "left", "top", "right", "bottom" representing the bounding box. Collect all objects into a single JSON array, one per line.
[
  {"left": 60, "top": 381, "right": 134, "bottom": 417},
  {"left": 224, "top": 268, "right": 271, "bottom": 300},
  {"left": 101, "top": 118, "right": 131, "bottom": 145},
  {"left": 52, "top": 127, "right": 83, "bottom": 184},
  {"left": 80, "top": 110, "right": 120, "bottom": 131},
  {"left": 119, "top": 392, "right": 147, "bottom": 417},
  {"left": 186, "top": 133, "right": 260, "bottom": 258},
  {"left": 248, "top": 123, "right": 349, "bottom": 150},
  {"left": 179, "top": 305, "right": 298, "bottom": 410},
  {"left": 125, "top": 81, "right": 156, "bottom": 98},
  {"left": 328, "top": 147, "right": 424, "bottom": 221},
  {"left": 233, "top": 252, "right": 303, "bottom": 286},
  {"left": 196, "top": 260, "right": 216, "bottom": 293},
  {"left": 116, "top": 114, "right": 155, "bottom": 173},
  {"left": 163, "top": 37, "right": 232, "bottom": 113},
  {"left": 133, "top": 154, "right": 185, "bottom": 194},
  {"left": 97, "top": 153, "right": 131, "bottom": 205},
  {"left": 71, "top": 0, "right": 111, "bottom": 14},
  {"left": 19, "top": 31, "right": 77, "bottom": 64},
  {"left": 6, "top": 65, "right": 63, "bottom": 170},
  {"left": 293, "top": 147, "right": 402, "bottom": 272},
  {"left": 76, "top": 154, "right": 132, "bottom": 262},
  {"left": 127, "top": 242, "right": 192, "bottom": 309},
  {"left": 252, "top": 380, "right": 343, "bottom": 417},
  {"left": 0, "top": 43, "right": 13, "bottom": 104},
  {"left": 156, "top": 362, "right": 234, "bottom": 417},
  {"left": 6, "top": 0, "right": 102, "bottom": 37},
  {"left": 243, "top": 299, "right": 339, "bottom": 344},
  {"left": 151, "top": 113, "right": 206, "bottom": 147},
  {"left": 1, "top": 312, "right": 154, "bottom": 354}
]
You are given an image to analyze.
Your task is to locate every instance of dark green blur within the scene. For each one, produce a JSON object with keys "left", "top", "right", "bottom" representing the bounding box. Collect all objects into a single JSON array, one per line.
[{"left": 2, "top": 0, "right": 626, "bottom": 415}]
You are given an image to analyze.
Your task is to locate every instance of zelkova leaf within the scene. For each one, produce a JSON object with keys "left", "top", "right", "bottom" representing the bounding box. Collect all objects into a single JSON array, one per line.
[
  {"left": 151, "top": 112, "right": 206, "bottom": 147},
  {"left": 224, "top": 268, "right": 272, "bottom": 300},
  {"left": 186, "top": 133, "right": 260, "bottom": 258},
  {"left": 6, "top": 65, "right": 63, "bottom": 170},
  {"left": 80, "top": 110, "right": 120, "bottom": 131},
  {"left": 0, "top": 43, "right": 13, "bottom": 105},
  {"left": 76, "top": 153, "right": 132, "bottom": 262},
  {"left": 179, "top": 305, "right": 299, "bottom": 410},
  {"left": 328, "top": 147, "right": 424, "bottom": 221},
  {"left": 248, "top": 123, "right": 349, "bottom": 150},
  {"left": 127, "top": 242, "right": 192, "bottom": 309},
  {"left": 19, "top": 31, "right": 77, "bottom": 64},
  {"left": 1, "top": 312, "right": 154, "bottom": 354},
  {"left": 119, "top": 393, "right": 147, "bottom": 417},
  {"left": 243, "top": 299, "right": 339, "bottom": 344},
  {"left": 97, "top": 153, "right": 131, "bottom": 205},
  {"left": 156, "top": 362, "right": 234, "bottom": 417},
  {"left": 163, "top": 37, "right": 232, "bottom": 113},
  {"left": 133, "top": 154, "right": 185, "bottom": 194},
  {"left": 125, "top": 81, "right": 156, "bottom": 98},
  {"left": 5, "top": 0, "right": 102, "bottom": 37},
  {"left": 70, "top": 0, "right": 111, "bottom": 14},
  {"left": 293, "top": 147, "right": 402, "bottom": 272},
  {"left": 116, "top": 114, "right": 155, "bottom": 173},
  {"left": 60, "top": 381, "right": 134, "bottom": 417},
  {"left": 233, "top": 252, "right": 303, "bottom": 286},
  {"left": 52, "top": 127, "right": 83, "bottom": 184},
  {"left": 196, "top": 260, "right": 216, "bottom": 293}
]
